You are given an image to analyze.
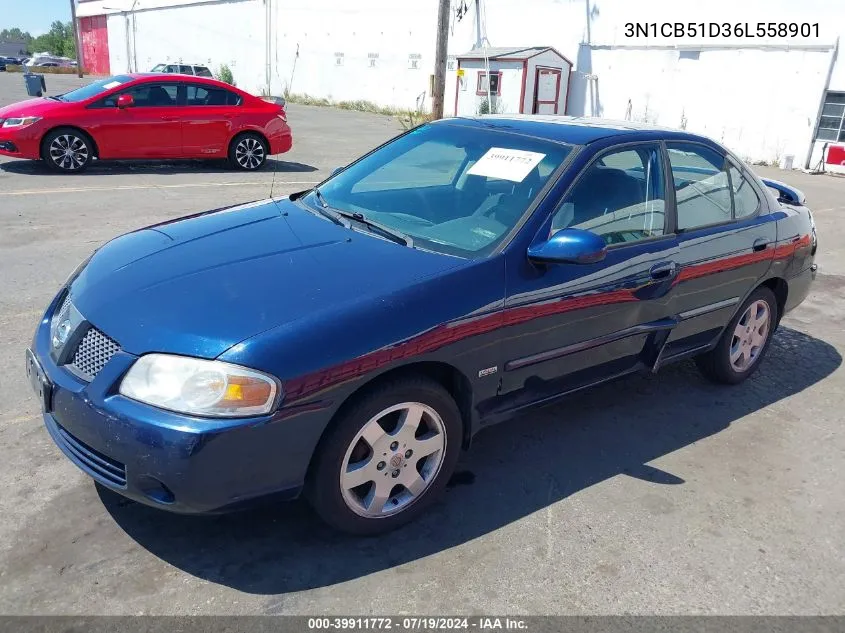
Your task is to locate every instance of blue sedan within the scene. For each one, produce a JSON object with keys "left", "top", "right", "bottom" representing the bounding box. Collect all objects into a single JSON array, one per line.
[{"left": 26, "top": 116, "right": 817, "bottom": 534}]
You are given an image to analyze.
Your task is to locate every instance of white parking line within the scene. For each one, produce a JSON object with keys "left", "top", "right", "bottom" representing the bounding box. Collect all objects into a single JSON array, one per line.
[{"left": 0, "top": 181, "right": 319, "bottom": 197}]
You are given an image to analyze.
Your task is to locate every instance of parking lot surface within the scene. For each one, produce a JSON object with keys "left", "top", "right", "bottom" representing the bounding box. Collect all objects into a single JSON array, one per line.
[{"left": 1, "top": 72, "right": 844, "bottom": 615}]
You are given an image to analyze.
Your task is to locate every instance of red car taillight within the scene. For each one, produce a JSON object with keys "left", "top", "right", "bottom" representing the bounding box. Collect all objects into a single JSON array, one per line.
[{"left": 277, "top": 109, "right": 287, "bottom": 123}]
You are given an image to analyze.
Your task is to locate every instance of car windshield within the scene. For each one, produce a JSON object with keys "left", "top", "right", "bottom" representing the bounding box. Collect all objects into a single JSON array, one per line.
[
  {"left": 305, "top": 122, "right": 572, "bottom": 258},
  {"left": 151, "top": 64, "right": 166, "bottom": 72},
  {"left": 57, "top": 75, "right": 133, "bottom": 102}
]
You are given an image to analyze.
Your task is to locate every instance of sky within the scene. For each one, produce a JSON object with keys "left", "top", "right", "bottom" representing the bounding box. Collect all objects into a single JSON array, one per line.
[{"left": 2, "top": 0, "right": 72, "bottom": 36}]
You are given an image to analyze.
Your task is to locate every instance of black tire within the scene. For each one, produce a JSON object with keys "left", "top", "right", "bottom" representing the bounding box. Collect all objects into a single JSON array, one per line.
[
  {"left": 305, "top": 377, "right": 463, "bottom": 535},
  {"left": 695, "top": 286, "right": 778, "bottom": 385},
  {"left": 228, "top": 132, "right": 268, "bottom": 171},
  {"left": 41, "top": 127, "right": 93, "bottom": 172}
]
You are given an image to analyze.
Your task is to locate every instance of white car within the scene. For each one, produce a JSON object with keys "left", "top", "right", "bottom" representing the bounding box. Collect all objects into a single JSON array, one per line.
[{"left": 150, "top": 63, "right": 213, "bottom": 77}]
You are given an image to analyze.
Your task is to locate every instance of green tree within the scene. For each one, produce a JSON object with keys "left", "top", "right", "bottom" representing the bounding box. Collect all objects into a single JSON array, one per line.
[
  {"left": 1, "top": 27, "right": 33, "bottom": 44},
  {"left": 216, "top": 64, "right": 235, "bottom": 86},
  {"left": 30, "top": 21, "right": 75, "bottom": 57}
]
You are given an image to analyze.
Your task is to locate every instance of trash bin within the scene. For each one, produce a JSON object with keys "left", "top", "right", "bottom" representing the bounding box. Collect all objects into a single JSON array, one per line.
[{"left": 23, "top": 73, "right": 46, "bottom": 97}]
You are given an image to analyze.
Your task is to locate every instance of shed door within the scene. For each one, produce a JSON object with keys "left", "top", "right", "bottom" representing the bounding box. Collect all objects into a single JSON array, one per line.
[{"left": 533, "top": 67, "right": 561, "bottom": 114}]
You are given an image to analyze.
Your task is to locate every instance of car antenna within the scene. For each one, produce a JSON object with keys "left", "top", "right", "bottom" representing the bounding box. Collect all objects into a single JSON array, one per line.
[
  {"left": 270, "top": 143, "right": 279, "bottom": 200},
  {"left": 270, "top": 50, "right": 287, "bottom": 201}
]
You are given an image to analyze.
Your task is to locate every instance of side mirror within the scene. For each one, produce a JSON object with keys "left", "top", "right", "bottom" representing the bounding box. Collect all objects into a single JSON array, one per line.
[
  {"left": 528, "top": 228, "right": 608, "bottom": 265},
  {"left": 760, "top": 177, "right": 806, "bottom": 206},
  {"left": 330, "top": 167, "right": 343, "bottom": 177},
  {"left": 116, "top": 93, "right": 134, "bottom": 109}
]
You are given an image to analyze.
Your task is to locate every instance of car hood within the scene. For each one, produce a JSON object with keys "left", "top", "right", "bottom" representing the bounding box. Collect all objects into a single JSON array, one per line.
[
  {"left": 69, "top": 198, "right": 467, "bottom": 358},
  {"left": 0, "top": 97, "right": 67, "bottom": 118}
]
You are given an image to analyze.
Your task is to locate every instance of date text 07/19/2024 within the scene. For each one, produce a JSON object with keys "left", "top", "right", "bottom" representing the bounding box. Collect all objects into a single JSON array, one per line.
[{"left": 307, "top": 617, "right": 528, "bottom": 631}]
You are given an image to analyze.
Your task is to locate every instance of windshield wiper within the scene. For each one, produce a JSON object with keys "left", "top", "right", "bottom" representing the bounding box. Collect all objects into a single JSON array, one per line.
[
  {"left": 314, "top": 187, "right": 330, "bottom": 209},
  {"left": 304, "top": 187, "right": 347, "bottom": 226},
  {"left": 306, "top": 188, "right": 412, "bottom": 247},
  {"left": 335, "top": 209, "right": 414, "bottom": 247}
]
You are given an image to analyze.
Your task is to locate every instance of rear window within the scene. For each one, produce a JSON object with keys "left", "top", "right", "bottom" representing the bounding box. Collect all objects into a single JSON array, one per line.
[{"left": 195, "top": 66, "right": 213, "bottom": 77}]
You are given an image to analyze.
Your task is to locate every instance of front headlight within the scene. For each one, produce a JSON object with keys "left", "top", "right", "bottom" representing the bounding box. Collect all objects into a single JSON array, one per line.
[
  {"left": 119, "top": 354, "right": 280, "bottom": 417},
  {"left": 2, "top": 116, "right": 42, "bottom": 128}
]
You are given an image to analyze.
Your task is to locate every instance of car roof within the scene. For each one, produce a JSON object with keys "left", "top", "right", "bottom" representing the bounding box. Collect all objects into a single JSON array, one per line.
[
  {"left": 128, "top": 73, "right": 229, "bottom": 87},
  {"left": 440, "top": 115, "right": 710, "bottom": 146}
]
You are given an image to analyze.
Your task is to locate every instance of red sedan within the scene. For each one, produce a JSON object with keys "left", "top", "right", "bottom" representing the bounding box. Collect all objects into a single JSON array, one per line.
[{"left": 0, "top": 74, "right": 292, "bottom": 172}]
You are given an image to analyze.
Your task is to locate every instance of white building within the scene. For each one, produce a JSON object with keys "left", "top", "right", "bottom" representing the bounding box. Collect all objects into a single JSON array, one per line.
[{"left": 76, "top": 0, "right": 845, "bottom": 170}]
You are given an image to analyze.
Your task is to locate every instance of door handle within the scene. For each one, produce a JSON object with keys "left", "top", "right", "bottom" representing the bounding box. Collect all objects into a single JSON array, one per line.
[
  {"left": 649, "top": 261, "right": 677, "bottom": 280},
  {"left": 160, "top": 115, "right": 179, "bottom": 121},
  {"left": 752, "top": 238, "right": 770, "bottom": 252}
]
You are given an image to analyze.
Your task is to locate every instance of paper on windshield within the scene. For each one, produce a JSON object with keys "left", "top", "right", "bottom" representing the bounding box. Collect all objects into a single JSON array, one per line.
[
  {"left": 467, "top": 147, "right": 546, "bottom": 182},
  {"left": 102, "top": 80, "right": 123, "bottom": 90}
]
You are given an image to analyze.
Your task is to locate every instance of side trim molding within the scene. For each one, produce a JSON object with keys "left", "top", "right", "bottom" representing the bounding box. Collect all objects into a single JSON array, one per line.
[
  {"left": 504, "top": 318, "right": 677, "bottom": 372},
  {"left": 678, "top": 297, "right": 740, "bottom": 321}
]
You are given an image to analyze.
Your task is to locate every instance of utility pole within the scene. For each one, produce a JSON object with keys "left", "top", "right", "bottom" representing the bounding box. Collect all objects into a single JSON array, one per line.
[
  {"left": 69, "top": 0, "right": 83, "bottom": 77},
  {"left": 431, "top": 0, "right": 450, "bottom": 120}
]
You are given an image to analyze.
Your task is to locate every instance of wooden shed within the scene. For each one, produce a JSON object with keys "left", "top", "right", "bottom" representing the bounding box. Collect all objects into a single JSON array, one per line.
[{"left": 452, "top": 46, "right": 573, "bottom": 117}]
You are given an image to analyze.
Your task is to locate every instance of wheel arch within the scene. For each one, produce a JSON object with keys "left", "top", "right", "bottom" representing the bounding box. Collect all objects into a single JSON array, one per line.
[
  {"left": 304, "top": 361, "right": 475, "bottom": 481},
  {"left": 759, "top": 276, "right": 788, "bottom": 326},
  {"left": 228, "top": 128, "right": 270, "bottom": 153},
  {"left": 40, "top": 125, "right": 100, "bottom": 159}
]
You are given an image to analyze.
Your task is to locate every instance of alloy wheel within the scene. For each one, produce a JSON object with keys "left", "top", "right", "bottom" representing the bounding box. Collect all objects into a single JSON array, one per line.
[
  {"left": 234, "top": 137, "right": 265, "bottom": 169},
  {"left": 729, "top": 299, "right": 770, "bottom": 372},
  {"left": 340, "top": 402, "right": 447, "bottom": 518},
  {"left": 48, "top": 134, "right": 89, "bottom": 171}
]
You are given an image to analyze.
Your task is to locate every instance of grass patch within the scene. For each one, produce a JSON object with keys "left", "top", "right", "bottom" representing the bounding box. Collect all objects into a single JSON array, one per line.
[
  {"left": 284, "top": 92, "right": 434, "bottom": 129},
  {"left": 5, "top": 64, "right": 87, "bottom": 74}
]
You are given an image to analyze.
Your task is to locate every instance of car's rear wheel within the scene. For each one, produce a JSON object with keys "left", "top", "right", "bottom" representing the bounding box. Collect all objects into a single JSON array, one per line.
[
  {"left": 41, "top": 128, "right": 93, "bottom": 172},
  {"left": 695, "top": 286, "right": 778, "bottom": 384},
  {"left": 306, "top": 377, "right": 462, "bottom": 535},
  {"left": 229, "top": 133, "right": 267, "bottom": 171}
]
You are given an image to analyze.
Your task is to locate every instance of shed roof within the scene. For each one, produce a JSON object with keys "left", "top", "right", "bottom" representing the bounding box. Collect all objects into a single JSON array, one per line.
[{"left": 456, "top": 46, "right": 565, "bottom": 61}]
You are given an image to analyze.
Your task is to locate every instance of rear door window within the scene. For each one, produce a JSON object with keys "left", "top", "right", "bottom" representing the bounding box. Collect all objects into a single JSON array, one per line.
[
  {"left": 666, "top": 143, "right": 732, "bottom": 230},
  {"left": 728, "top": 164, "right": 761, "bottom": 219},
  {"left": 186, "top": 84, "right": 242, "bottom": 106}
]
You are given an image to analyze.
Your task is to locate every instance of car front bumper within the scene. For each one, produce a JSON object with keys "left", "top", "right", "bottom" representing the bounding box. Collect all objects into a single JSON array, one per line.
[
  {"left": 0, "top": 125, "right": 41, "bottom": 159},
  {"left": 27, "top": 294, "right": 326, "bottom": 514}
]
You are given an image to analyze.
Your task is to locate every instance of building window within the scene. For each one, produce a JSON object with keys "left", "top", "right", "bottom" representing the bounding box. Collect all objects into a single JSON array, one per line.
[
  {"left": 816, "top": 91, "right": 845, "bottom": 142},
  {"left": 476, "top": 71, "right": 501, "bottom": 96}
]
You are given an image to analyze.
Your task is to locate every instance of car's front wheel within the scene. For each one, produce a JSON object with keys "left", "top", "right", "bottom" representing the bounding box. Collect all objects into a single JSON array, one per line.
[
  {"left": 41, "top": 128, "right": 93, "bottom": 172},
  {"left": 306, "top": 377, "right": 462, "bottom": 535},
  {"left": 229, "top": 133, "right": 267, "bottom": 171},
  {"left": 695, "top": 286, "right": 778, "bottom": 384}
]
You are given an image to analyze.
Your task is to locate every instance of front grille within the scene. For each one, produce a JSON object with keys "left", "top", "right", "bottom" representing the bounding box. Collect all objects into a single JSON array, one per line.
[
  {"left": 70, "top": 327, "right": 121, "bottom": 381},
  {"left": 49, "top": 419, "right": 127, "bottom": 488}
]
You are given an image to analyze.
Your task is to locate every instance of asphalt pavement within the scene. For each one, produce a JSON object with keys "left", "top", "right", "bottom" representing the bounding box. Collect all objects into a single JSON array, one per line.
[{"left": 0, "top": 72, "right": 844, "bottom": 615}]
